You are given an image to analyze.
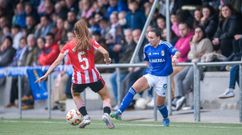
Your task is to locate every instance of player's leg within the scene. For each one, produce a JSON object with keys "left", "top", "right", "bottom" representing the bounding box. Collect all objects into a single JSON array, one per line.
[
  {"left": 111, "top": 76, "right": 150, "bottom": 120},
  {"left": 155, "top": 76, "right": 170, "bottom": 127},
  {"left": 92, "top": 80, "right": 115, "bottom": 129},
  {"left": 71, "top": 84, "right": 91, "bottom": 128},
  {"left": 157, "top": 96, "right": 170, "bottom": 127}
]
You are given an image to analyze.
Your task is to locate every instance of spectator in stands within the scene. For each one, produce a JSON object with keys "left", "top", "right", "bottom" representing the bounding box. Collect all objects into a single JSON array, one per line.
[
  {"left": 0, "top": 36, "right": 16, "bottom": 91},
  {"left": 171, "top": 22, "right": 193, "bottom": 99},
  {"left": 37, "top": 0, "right": 46, "bottom": 15},
  {"left": 66, "top": 11, "right": 77, "bottom": 32},
  {"left": 53, "top": 17, "right": 66, "bottom": 42},
  {"left": 36, "top": 37, "right": 45, "bottom": 58},
  {"left": 0, "top": 0, "right": 14, "bottom": 21},
  {"left": 43, "top": 0, "right": 55, "bottom": 16},
  {"left": 34, "top": 15, "right": 54, "bottom": 38},
  {"left": 99, "top": 18, "right": 110, "bottom": 39},
  {"left": 200, "top": 5, "right": 218, "bottom": 39},
  {"left": 0, "top": 16, "right": 10, "bottom": 35},
  {"left": 212, "top": 4, "right": 241, "bottom": 57},
  {"left": 66, "top": 31, "right": 75, "bottom": 41},
  {"left": 88, "top": 13, "right": 101, "bottom": 34},
  {"left": 193, "top": 7, "right": 202, "bottom": 27},
  {"left": 106, "top": 0, "right": 119, "bottom": 18},
  {"left": 161, "top": 28, "right": 178, "bottom": 46},
  {"left": 25, "top": 2, "right": 39, "bottom": 22},
  {"left": 65, "top": 0, "right": 78, "bottom": 13},
  {"left": 173, "top": 26, "right": 213, "bottom": 111},
  {"left": 11, "top": 24, "right": 23, "bottom": 50},
  {"left": 126, "top": 0, "right": 146, "bottom": 30},
  {"left": 106, "top": 12, "right": 123, "bottom": 63},
  {"left": 0, "top": 36, "right": 16, "bottom": 67},
  {"left": 143, "top": 1, "right": 152, "bottom": 17},
  {"left": 54, "top": 1, "right": 68, "bottom": 20},
  {"left": 156, "top": 15, "right": 166, "bottom": 32},
  {"left": 0, "top": 26, "right": 11, "bottom": 43},
  {"left": 170, "top": 13, "right": 180, "bottom": 37},
  {"left": 21, "top": 34, "right": 39, "bottom": 110},
  {"left": 218, "top": 34, "right": 242, "bottom": 99},
  {"left": 12, "top": 3, "right": 26, "bottom": 28},
  {"left": 79, "top": 0, "right": 95, "bottom": 20},
  {"left": 22, "top": 34, "right": 39, "bottom": 66},
  {"left": 6, "top": 37, "right": 27, "bottom": 108},
  {"left": 38, "top": 33, "right": 60, "bottom": 66},
  {"left": 118, "top": 11, "right": 127, "bottom": 29},
  {"left": 25, "top": 15, "right": 36, "bottom": 36}
]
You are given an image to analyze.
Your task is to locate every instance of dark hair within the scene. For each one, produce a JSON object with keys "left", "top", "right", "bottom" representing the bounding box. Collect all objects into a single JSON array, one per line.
[
  {"left": 202, "top": 4, "right": 215, "bottom": 17},
  {"left": 5, "top": 36, "right": 13, "bottom": 44},
  {"left": 46, "top": 32, "right": 54, "bottom": 38},
  {"left": 194, "top": 25, "right": 206, "bottom": 40},
  {"left": 12, "top": 24, "right": 21, "bottom": 30},
  {"left": 149, "top": 28, "right": 162, "bottom": 38},
  {"left": 220, "top": 4, "right": 234, "bottom": 21}
]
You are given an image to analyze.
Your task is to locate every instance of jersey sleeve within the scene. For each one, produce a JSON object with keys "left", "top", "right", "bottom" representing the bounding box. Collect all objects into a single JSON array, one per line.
[
  {"left": 60, "top": 43, "right": 70, "bottom": 56},
  {"left": 143, "top": 45, "right": 149, "bottom": 61},
  {"left": 165, "top": 41, "right": 177, "bottom": 55},
  {"left": 91, "top": 39, "right": 101, "bottom": 50}
]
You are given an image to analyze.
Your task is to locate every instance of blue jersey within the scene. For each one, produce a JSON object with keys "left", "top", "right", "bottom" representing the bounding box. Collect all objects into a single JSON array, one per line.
[{"left": 144, "top": 41, "right": 177, "bottom": 76}]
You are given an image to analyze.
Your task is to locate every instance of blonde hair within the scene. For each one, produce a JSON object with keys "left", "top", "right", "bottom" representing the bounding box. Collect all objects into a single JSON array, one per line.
[{"left": 72, "top": 20, "right": 91, "bottom": 52}]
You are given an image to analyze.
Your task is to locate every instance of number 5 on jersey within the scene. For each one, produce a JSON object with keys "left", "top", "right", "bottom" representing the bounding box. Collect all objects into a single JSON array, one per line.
[{"left": 78, "top": 52, "right": 89, "bottom": 70}]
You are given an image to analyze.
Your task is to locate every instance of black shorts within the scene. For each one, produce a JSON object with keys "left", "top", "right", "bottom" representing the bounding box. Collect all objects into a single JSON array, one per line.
[{"left": 72, "top": 79, "right": 105, "bottom": 93}]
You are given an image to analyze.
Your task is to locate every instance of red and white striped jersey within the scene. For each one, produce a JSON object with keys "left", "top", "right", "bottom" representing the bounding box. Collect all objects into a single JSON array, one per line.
[{"left": 61, "top": 39, "right": 102, "bottom": 84}]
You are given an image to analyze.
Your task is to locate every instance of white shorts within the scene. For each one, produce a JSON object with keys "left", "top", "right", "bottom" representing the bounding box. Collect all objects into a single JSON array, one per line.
[{"left": 143, "top": 74, "right": 168, "bottom": 97}]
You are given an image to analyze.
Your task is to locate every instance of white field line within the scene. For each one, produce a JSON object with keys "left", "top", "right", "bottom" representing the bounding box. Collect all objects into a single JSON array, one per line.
[{"left": 1, "top": 120, "right": 242, "bottom": 130}]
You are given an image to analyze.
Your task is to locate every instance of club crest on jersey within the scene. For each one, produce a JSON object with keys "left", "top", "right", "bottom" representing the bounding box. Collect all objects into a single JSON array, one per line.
[{"left": 161, "top": 50, "right": 165, "bottom": 56}]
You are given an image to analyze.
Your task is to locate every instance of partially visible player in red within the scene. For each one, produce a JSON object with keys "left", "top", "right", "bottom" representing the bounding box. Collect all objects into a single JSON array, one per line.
[{"left": 36, "top": 20, "right": 115, "bottom": 129}]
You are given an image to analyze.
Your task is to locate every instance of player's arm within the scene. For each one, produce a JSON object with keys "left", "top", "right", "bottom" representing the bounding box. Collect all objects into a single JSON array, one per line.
[
  {"left": 35, "top": 53, "right": 65, "bottom": 83},
  {"left": 96, "top": 46, "right": 111, "bottom": 64},
  {"left": 172, "top": 51, "right": 180, "bottom": 63}
]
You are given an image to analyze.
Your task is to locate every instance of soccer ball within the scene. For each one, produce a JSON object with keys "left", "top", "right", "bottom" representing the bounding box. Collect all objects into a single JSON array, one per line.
[
  {"left": 135, "top": 98, "right": 148, "bottom": 110},
  {"left": 66, "top": 109, "right": 83, "bottom": 126}
]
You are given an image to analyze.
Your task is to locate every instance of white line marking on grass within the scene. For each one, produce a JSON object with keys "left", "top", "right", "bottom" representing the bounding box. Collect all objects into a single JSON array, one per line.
[{"left": 1, "top": 120, "right": 242, "bottom": 130}]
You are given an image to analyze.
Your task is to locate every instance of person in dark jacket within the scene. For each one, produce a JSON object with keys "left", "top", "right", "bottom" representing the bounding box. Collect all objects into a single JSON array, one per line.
[
  {"left": 200, "top": 5, "right": 219, "bottom": 39},
  {"left": 212, "top": 4, "right": 241, "bottom": 57},
  {"left": 0, "top": 36, "right": 16, "bottom": 89},
  {"left": 0, "top": 36, "right": 16, "bottom": 67}
]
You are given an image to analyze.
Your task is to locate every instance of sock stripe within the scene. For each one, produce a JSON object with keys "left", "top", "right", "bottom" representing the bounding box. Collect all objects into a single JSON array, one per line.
[{"left": 129, "top": 87, "right": 136, "bottom": 95}]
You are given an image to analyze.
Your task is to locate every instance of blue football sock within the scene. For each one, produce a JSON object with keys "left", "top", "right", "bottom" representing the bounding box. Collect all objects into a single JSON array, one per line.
[
  {"left": 158, "top": 105, "right": 168, "bottom": 119},
  {"left": 118, "top": 87, "right": 136, "bottom": 113}
]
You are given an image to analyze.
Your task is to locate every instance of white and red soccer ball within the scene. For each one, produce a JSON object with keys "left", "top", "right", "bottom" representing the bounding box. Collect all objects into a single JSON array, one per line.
[{"left": 66, "top": 109, "right": 83, "bottom": 126}]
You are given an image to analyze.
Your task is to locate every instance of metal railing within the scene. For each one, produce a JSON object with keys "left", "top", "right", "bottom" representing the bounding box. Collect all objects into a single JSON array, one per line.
[{"left": 0, "top": 61, "right": 242, "bottom": 123}]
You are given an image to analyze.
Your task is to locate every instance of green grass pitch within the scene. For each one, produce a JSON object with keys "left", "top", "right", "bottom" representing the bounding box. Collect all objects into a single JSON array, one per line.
[{"left": 0, "top": 119, "right": 242, "bottom": 135}]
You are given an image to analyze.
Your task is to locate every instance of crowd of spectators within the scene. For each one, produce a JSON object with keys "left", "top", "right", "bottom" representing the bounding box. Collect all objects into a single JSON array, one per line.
[{"left": 0, "top": 0, "right": 241, "bottom": 110}]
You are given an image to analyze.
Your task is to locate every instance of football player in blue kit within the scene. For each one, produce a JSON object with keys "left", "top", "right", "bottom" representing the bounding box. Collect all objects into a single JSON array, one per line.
[{"left": 111, "top": 28, "right": 180, "bottom": 127}]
